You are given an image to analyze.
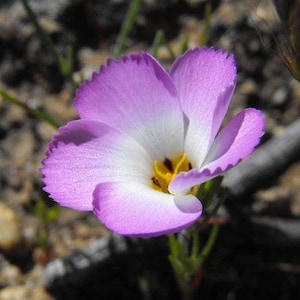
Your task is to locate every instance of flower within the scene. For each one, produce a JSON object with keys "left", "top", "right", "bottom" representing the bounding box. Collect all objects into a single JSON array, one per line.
[{"left": 41, "top": 47, "right": 264, "bottom": 238}]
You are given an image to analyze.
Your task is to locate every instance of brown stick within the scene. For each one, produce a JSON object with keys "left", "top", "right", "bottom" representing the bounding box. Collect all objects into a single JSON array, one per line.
[{"left": 222, "top": 118, "right": 300, "bottom": 198}]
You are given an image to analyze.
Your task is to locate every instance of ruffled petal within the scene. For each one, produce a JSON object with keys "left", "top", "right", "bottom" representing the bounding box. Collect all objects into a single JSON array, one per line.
[
  {"left": 202, "top": 108, "right": 265, "bottom": 169},
  {"left": 169, "top": 109, "right": 264, "bottom": 193},
  {"left": 169, "top": 168, "right": 217, "bottom": 195},
  {"left": 170, "top": 47, "right": 237, "bottom": 166},
  {"left": 93, "top": 182, "right": 202, "bottom": 237},
  {"left": 41, "top": 120, "right": 152, "bottom": 211},
  {"left": 75, "top": 52, "right": 184, "bottom": 160}
]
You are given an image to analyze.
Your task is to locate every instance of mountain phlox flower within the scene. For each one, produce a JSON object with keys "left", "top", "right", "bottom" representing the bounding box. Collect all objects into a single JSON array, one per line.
[{"left": 41, "top": 47, "right": 264, "bottom": 237}]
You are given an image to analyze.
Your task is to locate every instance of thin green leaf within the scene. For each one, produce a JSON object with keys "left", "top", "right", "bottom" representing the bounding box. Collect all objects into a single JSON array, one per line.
[
  {"left": 0, "top": 90, "right": 60, "bottom": 128},
  {"left": 199, "top": 1, "right": 212, "bottom": 47},
  {"left": 113, "top": 0, "right": 142, "bottom": 58},
  {"left": 150, "top": 30, "right": 176, "bottom": 60},
  {"left": 179, "top": 35, "right": 189, "bottom": 55},
  {"left": 196, "top": 219, "right": 220, "bottom": 267},
  {"left": 46, "top": 206, "right": 60, "bottom": 223},
  {"left": 168, "top": 234, "right": 183, "bottom": 258},
  {"left": 150, "top": 30, "right": 165, "bottom": 57}
]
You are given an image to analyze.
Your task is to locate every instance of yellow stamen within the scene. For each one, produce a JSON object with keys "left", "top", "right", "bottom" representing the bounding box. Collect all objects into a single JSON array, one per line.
[
  {"left": 173, "top": 153, "right": 187, "bottom": 176},
  {"left": 153, "top": 160, "right": 168, "bottom": 181},
  {"left": 165, "top": 172, "right": 173, "bottom": 184},
  {"left": 151, "top": 153, "right": 193, "bottom": 194}
]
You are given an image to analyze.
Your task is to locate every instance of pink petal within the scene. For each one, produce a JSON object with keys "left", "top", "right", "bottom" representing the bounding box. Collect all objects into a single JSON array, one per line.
[
  {"left": 170, "top": 47, "right": 237, "bottom": 165},
  {"left": 169, "top": 108, "right": 264, "bottom": 194},
  {"left": 75, "top": 52, "right": 184, "bottom": 159},
  {"left": 93, "top": 182, "right": 202, "bottom": 237},
  {"left": 169, "top": 168, "right": 217, "bottom": 195},
  {"left": 174, "top": 195, "right": 203, "bottom": 213},
  {"left": 41, "top": 120, "right": 152, "bottom": 211},
  {"left": 203, "top": 108, "right": 265, "bottom": 169}
]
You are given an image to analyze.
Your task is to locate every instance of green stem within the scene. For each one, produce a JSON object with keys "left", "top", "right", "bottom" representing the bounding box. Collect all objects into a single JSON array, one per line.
[
  {"left": 168, "top": 235, "right": 190, "bottom": 298},
  {"left": 191, "top": 229, "right": 200, "bottom": 261},
  {"left": 150, "top": 30, "right": 176, "bottom": 60},
  {"left": 168, "top": 176, "right": 227, "bottom": 299},
  {"left": 150, "top": 30, "right": 165, "bottom": 57},
  {"left": 169, "top": 221, "right": 221, "bottom": 299},
  {"left": 113, "top": 0, "right": 142, "bottom": 59},
  {"left": 199, "top": 1, "right": 212, "bottom": 46},
  {"left": 0, "top": 90, "right": 59, "bottom": 129},
  {"left": 196, "top": 219, "right": 220, "bottom": 267},
  {"left": 180, "top": 35, "right": 189, "bottom": 55}
]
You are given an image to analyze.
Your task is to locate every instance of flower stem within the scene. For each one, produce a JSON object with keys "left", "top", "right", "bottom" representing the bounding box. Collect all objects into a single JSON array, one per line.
[
  {"left": 169, "top": 219, "right": 220, "bottom": 300},
  {"left": 196, "top": 219, "right": 220, "bottom": 267},
  {"left": 168, "top": 177, "right": 226, "bottom": 299}
]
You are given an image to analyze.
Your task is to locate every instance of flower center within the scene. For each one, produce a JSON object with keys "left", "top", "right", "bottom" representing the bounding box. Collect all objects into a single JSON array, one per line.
[{"left": 151, "top": 153, "right": 192, "bottom": 194}]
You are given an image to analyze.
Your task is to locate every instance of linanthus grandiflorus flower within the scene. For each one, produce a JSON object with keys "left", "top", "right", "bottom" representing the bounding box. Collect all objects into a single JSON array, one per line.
[{"left": 41, "top": 47, "right": 264, "bottom": 237}]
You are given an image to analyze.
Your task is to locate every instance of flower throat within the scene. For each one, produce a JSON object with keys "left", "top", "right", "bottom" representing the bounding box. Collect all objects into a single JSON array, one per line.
[{"left": 151, "top": 153, "right": 192, "bottom": 193}]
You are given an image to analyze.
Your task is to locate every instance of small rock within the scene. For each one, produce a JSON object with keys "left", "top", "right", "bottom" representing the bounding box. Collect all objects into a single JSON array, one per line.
[
  {"left": 36, "top": 122, "right": 57, "bottom": 142},
  {"left": 0, "top": 283, "right": 52, "bottom": 300},
  {"left": 254, "top": 187, "right": 293, "bottom": 217},
  {"left": 0, "top": 202, "right": 21, "bottom": 251},
  {"left": 271, "top": 87, "right": 290, "bottom": 108},
  {"left": 39, "top": 17, "right": 61, "bottom": 34},
  {"left": 3, "top": 129, "right": 35, "bottom": 169},
  {"left": 43, "top": 93, "right": 76, "bottom": 123},
  {"left": 6, "top": 105, "right": 25, "bottom": 126},
  {"left": 30, "top": 287, "right": 53, "bottom": 300},
  {"left": 291, "top": 194, "right": 300, "bottom": 216},
  {"left": 0, "top": 264, "right": 24, "bottom": 286},
  {"left": 238, "top": 79, "right": 257, "bottom": 95},
  {"left": 0, "top": 285, "right": 30, "bottom": 300}
]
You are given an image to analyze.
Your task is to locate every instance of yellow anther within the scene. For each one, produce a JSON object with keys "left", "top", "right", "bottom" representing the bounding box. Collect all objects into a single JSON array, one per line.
[
  {"left": 151, "top": 153, "right": 192, "bottom": 194},
  {"left": 165, "top": 172, "right": 173, "bottom": 184},
  {"left": 153, "top": 160, "right": 168, "bottom": 180},
  {"left": 173, "top": 153, "right": 187, "bottom": 175}
]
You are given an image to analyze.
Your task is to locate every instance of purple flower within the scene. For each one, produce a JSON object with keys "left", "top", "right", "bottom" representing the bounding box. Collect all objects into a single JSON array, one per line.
[{"left": 41, "top": 47, "right": 264, "bottom": 237}]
